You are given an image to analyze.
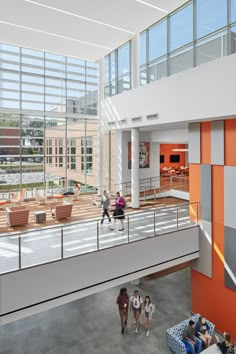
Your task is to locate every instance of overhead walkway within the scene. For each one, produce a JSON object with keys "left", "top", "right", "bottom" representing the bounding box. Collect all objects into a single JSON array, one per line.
[{"left": 0, "top": 202, "right": 199, "bottom": 325}]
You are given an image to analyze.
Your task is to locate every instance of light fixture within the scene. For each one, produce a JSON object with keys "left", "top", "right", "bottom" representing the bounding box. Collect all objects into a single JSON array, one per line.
[
  {"left": 172, "top": 149, "right": 189, "bottom": 152},
  {"left": 24, "top": 0, "right": 135, "bottom": 34},
  {"left": 0, "top": 20, "right": 112, "bottom": 50},
  {"left": 136, "top": 0, "right": 168, "bottom": 13}
]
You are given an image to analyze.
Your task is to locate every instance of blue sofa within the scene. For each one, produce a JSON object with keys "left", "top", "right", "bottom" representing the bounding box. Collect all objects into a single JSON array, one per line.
[{"left": 166, "top": 314, "right": 215, "bottom": 354}]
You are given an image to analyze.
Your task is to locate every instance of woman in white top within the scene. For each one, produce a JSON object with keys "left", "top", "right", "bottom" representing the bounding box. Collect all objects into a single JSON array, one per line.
[
  {"left": 130, "top": 290, "right": 143, "bottom": 333},
  {"left": 143, "top": 296, "right": 155, "bottom": 336}
]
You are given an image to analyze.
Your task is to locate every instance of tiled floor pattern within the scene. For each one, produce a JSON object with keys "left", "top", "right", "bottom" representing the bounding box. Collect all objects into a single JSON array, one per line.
[{"left": 0, "top": 267, "right": 192, "bottom": 354}]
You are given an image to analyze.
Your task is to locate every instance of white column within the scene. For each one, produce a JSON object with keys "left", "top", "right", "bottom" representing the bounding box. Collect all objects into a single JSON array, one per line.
[
  {"left": 115, "top": 130, "right": 123, "bottom": 193},
  {"left": 131, "top": 128, "right": 140, "bottom": 208},
  {"left": 131, "top": 34, "right": 139, "bottom": 89},
  {"left": 97, "top": 58, "right": 104, "bottom": 195}
]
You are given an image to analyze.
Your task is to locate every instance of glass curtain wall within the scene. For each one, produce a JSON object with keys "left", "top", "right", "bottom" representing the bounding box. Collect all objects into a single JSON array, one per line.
[
  {"left": 0, "top": 43, "right": 99, "bottom": 197},
  {"left": 139, "top": 0, "right": 236, "bottom": 85},
  {"left": 104, "top": 41, "right": 131, "bottom": 97}
]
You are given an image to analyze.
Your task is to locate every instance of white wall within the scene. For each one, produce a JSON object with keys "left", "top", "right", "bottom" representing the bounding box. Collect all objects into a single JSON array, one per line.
[
  {"left": 0, "top": 227, "right": 199, "bottom": 324},
  {"left": 151, "top": 128, "right": 188, "bottom": 143},
  {"left": 101, "top": 53, "right": 236, "bottom": 130}
]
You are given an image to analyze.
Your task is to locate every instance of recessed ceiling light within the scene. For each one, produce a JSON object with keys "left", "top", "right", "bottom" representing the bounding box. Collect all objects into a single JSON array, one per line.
[
  {"left": 136, "top": 0, "right": 168, "bottom": 13},
  {"left": 0, "top": 20, "right": 112, "bottom": 50},
  {"left": 24, "top": 0, "right": 135, "bottom": 34}
]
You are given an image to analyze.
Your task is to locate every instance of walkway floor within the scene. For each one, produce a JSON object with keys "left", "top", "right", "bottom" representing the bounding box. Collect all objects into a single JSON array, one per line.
[{"left": 0, "top": 267, "right": 191, "bottom": 354}]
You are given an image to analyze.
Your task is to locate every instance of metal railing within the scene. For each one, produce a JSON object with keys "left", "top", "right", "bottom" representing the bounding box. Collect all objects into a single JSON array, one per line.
[{"left": 0, "top": 202, "right": 199, "bottom": 275}]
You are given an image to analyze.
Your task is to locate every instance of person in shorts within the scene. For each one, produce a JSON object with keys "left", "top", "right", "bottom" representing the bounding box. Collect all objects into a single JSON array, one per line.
[
  {"left": 143, "top": 295, "right": 155, "bottom": 336},
  {"left": 130, "top": 290, "right": 143, "bottom": 333}
]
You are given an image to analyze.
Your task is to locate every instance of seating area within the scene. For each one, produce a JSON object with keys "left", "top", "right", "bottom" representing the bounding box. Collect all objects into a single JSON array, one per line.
[
  {"left": 50, "top": 201, "right": 73, "bottom": 220},
  {"left": 166, "top": 314, "right": 215, "bottom": 354}
]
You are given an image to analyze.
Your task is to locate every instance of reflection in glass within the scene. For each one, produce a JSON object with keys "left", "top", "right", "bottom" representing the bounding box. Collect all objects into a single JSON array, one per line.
[
  {"left": 196, "top": 30, "right": 228, "bottom": 66},
  {"left": 170, "top": 46, "right": 193, "bottom": 75}
]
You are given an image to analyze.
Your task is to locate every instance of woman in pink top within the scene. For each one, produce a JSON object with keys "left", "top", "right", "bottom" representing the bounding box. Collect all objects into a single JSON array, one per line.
[{"left": 110, "top": 191, "right": 125, "bottom": 231}]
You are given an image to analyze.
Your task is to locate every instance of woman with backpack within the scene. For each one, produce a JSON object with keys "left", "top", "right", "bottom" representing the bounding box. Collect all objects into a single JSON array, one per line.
[
  {"left": 110, "top": 191, "right": 125, "bottom": 231},
  {"left": 130, "top": 290, "right": 143, "bottom": 333},
  {"left": 143, "top": 295, "right": 155, "bottom": 336}
]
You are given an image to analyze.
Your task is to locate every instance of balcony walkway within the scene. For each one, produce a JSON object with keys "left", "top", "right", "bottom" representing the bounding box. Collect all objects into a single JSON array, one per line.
[{"left": 0, "top": 195, "right": 198, "bottom": 275}]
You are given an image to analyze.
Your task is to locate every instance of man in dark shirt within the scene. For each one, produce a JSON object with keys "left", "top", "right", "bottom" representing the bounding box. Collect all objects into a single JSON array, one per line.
[{"left": 182, "top": 320, "right": 202, "bottom": 354}]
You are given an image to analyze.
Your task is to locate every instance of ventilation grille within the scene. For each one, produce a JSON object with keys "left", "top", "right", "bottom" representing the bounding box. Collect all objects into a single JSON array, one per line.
[
  {"left": 108, "top": 121, "right": 116, "bottom": 126},
  {"left": 147, "top": 113, "right": 159, "bottom": 120},
  {"left": 132, "top": 116, "right": 142, "bottom": 122}
]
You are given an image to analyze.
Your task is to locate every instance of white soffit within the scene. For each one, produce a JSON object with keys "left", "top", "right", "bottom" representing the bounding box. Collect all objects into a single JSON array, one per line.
[{"left": 0, "top": 0, "right": 188, "bottom": 61}]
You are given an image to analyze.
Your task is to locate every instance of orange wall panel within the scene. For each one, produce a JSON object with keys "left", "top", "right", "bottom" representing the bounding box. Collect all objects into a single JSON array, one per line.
[
  {"left": 201, "top": 122, "right": 211, "bottom": 164},
  {"left": 225, "top": 119, "right": 236, "bottom": 166}
]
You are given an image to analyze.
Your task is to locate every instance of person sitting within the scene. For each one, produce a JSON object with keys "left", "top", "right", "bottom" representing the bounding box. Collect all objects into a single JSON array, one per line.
[
  {"left": 216, "top": 332, "right": 235, "bottom": 354},
  {"left": 195, "top": 315, "right": 212, "bottom": 348},
  {"left": 182, "top": 320, "right": 202, "bottom": 354}
]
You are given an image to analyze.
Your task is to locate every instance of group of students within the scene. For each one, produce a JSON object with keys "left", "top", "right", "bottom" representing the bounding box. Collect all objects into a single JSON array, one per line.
[
  {"left": 116, "top": 288, "right": 155, "bottom": 337},
  {"left": 183, "top": 317, "right": 235, "bottom": 354},
  {"left": 100, "top": 190, "right": 125, "bottom": 231}
]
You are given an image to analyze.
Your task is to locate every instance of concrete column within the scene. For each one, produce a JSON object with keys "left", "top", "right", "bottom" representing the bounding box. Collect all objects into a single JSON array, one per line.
[
  {"left": 97, "top": 58, "right": 104, "bottom": 195},
  {"left": 131, "top": 128, "right": 140, "bottom": 208},
  {"left": 131, "top": 34, "right": 139, "bottom": 89}
]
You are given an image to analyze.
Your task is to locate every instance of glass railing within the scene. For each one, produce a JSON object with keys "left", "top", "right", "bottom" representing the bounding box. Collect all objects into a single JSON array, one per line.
[{"left": 0, "top": 202, "right": 199, "bottom": 275}]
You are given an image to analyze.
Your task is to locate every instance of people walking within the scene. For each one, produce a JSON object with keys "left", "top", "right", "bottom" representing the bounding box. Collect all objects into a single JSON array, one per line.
[
  {"left": 100, "top": 190, "right": 111, "bottom": 224},
  {"left": 130, "top": 290, "right": 143, "bottom": 333},
  {"left": 143, "top": 296, "right": 155, "bottom": 336},
  {"left": 116, "top": 287, "right": 129, "bottom": 334},
  {"left": 110, "top": 191, "right": 125, "bottom": 231}
]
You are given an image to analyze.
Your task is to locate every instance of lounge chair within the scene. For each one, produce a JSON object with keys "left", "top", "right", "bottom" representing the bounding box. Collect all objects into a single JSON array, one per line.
[
  {"left": 10, "top": 189, "right": 25, "bottom": 205},
  {"left": 50, "top": 201, "right": 73, "bottom": 221},
  {"left": 5, "top": 206, "right": 30, "bottom": 227},
  {"left": 33, "top": 188, "right": 47, "bottom": 205}
]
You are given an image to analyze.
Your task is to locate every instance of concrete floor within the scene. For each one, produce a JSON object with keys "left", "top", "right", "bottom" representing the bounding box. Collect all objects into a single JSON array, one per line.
[{"left": 0, "top": 268, "right": 191, "bottom": 354}]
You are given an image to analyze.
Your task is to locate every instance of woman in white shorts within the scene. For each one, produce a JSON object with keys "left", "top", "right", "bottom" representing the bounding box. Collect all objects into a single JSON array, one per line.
[
  {"left": 143, "top": 295, "right": 155, "bottom": 336},
  {"left": 130, "top": 290, "right": 143, "bottom": 333}
]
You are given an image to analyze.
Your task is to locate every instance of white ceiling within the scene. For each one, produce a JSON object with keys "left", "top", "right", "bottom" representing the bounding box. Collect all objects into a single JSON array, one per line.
[{"left": 0, "top": 0, "right": 188, "bottom": 61}]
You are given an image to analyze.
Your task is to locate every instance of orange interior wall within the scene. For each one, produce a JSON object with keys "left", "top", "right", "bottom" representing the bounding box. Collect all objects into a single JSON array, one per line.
[
  {"left": 191, "top": 145, "right": 236, "bottom": 339},
  {"left": 160, "top": 144, "right": 186, "bottom": 168},
  {"left": 201, "top": 122, "right": 211, "bottom": 164}
]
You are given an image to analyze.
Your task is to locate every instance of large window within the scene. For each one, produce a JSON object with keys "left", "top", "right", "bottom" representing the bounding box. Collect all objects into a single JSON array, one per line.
[
  {"left": 170, "top": 3, "right": 193, "bottom": 51},
  {"left": 0, "top": 42, "right": 99, "bottom": 197},
  {"left": 196, "top": 0, "right": 227, "bottom": 39},
  {"left": 232, "top": 0, "right": 236, "bottom": 24},
  {"left": 104, "top": 41, "right": 131, "bottom": 97},
  {"left": 0, "top": 43, "right": 98, "bottom": 115},
  {"left": 138, "top": 0, "right": 235, "bottom": 87}
]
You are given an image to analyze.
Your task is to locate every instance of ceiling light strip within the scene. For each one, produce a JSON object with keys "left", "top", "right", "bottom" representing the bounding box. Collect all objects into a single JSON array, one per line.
[
  {"left": 136, "top": 0, "right": 168, "bottom": 13},
  {"left": 24, "top": 0, "right": 135, "bottom": 34},
  {"left": 0, "top": 20, "right": 112, "bottom": 50}
]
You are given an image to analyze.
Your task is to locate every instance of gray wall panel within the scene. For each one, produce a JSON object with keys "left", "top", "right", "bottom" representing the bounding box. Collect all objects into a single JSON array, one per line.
[
  {"left": 200, "top": 164, "right": 212, "bottom": 222},
  {"left": 188, "top": 123, "right": 200, "bottom": 163},
  {"left": 224, "top": 166, "right": 236, "bottom": 229},
  {"left": 211, "top": 121, "right": 224, "bottom": 165},
  {"left": 192, "top": 220, "right": 212, "bottom": 278},
  {"left": 224, "top": 226, "right": 236, "bottom": 291}
]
